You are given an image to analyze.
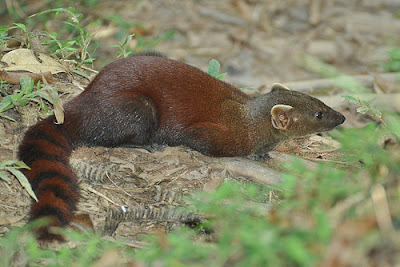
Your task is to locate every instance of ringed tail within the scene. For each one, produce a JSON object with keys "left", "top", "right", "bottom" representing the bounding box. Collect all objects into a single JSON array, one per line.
[{"left": 18, "top": 115, "right": 79, "bottom": 240}]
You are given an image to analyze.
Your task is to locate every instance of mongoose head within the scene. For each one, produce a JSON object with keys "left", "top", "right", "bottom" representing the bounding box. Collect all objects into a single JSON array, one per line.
[{"left": 267, "top": 83, "right": 346, "bottom": 137}]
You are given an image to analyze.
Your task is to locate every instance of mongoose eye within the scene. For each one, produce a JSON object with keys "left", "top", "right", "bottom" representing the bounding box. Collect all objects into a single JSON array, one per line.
[{"left": 314, "top": 111, "right": 324, "bottom": 119}]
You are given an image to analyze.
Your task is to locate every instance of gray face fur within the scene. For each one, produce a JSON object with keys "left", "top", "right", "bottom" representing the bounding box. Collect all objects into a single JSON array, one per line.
[
  {"left": 246, "top": 83, "right": 346, "bottom": 157},
  {"left": 268, "top": 84, "right": 345, "bottom": 136}
]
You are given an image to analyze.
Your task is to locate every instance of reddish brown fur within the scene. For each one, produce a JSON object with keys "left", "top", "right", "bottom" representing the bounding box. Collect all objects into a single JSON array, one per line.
[{"left": 19, "top": 52, "right": 345, "bottom": 240}]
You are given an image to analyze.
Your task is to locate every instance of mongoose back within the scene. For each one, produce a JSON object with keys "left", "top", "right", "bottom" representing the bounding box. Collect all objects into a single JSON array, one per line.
[{"left": 18, "top": 52, "right": 345, "bottom": 240}]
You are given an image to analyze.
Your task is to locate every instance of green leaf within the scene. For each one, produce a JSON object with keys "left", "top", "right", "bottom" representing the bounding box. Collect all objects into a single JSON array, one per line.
[
  {"left": 388, "top": 48, "right": 400, "bottom": 61},
  {"left": 63, "top": 40, "right": 77, "bottom": 48},
  {"left": 281, "top": 236, "right": 312, "bottom": 266},
  {"left": 123, "top": 34, "right": 134, "bottom": 45},
  {"left": 73, "top": 69, "right": 90, "bottom": 79},
  {"left": 63, "top": 21, "right": 78, "bottom": 29},
  {"left": 9, "top": 92, "right": 23, "bottom": 102},
  {"left": 207, "top": 59, "right": 221, "bottom": 78},
  {"left": 0, "top": 114, "right": 16, "bottom": 121},
  {"left": 34, "top": 91, "right": 51, "bottom": 103},
  {"left": 341, "top": 95, "right": 360, "bottom": 106},
  {"left": 30, "top": 8, "right": 72, "bottom": 18},
  {"left": 14, "top": 161, "right": 30, "bottom": 169},
  {"left": 0, "top": 95, "right": 13, "bottom": 112},
  {"left": 0, "top": 160, "right": 17, "bottom": 168},
  {"left": 384, "top": 61, "right": 400, "bottom": 72},
  {"left": 385, "top": 113, "right": 400, "bottom": 138},
  {"left": 342, "top": 95, "right": 382, "bottom": 119},
  {"left": 7, "top": 168, "right": 38, "bottom": 201},
  {"left": 207, "top": 59, "right": 228, "bottom": 80},
  {"left": 0, "top": 171, "right": 10, "bottom": 182},
  {"left": 314, "top": 210, "right": 331, "bottom": 242},
  {"left": 83, "top": 57, "right": 95, "bottom": 64},
  {"left": 216, "top": 73, "right": 227, "bottom": 80},
  {"left": 13, "top": 23, "right": 26, "bottom": 31},
  {"left": 48, "top": 32, "right": 58, "bottom": 39},
  {"left": 20, "top": 76, "right": 34, "bottom": 95}
]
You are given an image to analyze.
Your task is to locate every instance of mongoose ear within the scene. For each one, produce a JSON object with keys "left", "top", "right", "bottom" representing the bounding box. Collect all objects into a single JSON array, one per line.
[
  {"left": 271, "top": 83, "right": 290, "bottom": 92},
  {"left": 271, "top": 104, "right": 293, "bottom": 130}
]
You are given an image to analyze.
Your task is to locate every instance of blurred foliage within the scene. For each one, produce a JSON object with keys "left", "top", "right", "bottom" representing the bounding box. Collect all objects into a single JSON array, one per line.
[{"left": 384, "top": 48, "right": 400, "bottom": 72}]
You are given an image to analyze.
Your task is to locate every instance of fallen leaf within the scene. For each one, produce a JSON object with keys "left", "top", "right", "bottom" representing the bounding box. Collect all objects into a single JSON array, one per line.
[
  {"left": 0, "top": 70, "right": 54, "bottom": 84},
  {"left": 305, "top": 135, "right": 342, "bottom": 152},
  {"left": 1, "top": 48, "right": 65, "bottom": 74}
]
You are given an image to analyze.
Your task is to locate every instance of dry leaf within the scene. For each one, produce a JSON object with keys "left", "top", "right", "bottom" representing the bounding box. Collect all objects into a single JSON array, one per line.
[
  {"left": 305, "top": 135, "right": 342, "bottom": 152},
  {"left": 0, "top": 70, "right": 54, "bottom": 84},
  {"left": 1, "top": 48, "right": 65, "bottom": 74}
]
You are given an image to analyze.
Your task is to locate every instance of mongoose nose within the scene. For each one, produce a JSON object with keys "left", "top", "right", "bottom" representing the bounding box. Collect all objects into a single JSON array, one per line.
[{"left": 340, "top": 114, "right": 346, "bottom": 124}]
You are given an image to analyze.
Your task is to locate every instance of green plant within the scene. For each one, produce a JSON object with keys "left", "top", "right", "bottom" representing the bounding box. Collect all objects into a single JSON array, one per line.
[
  {"left": 137, "top": 114, "right": 399, "bottom": 266},
  {"left": 383, "top": 48, "right": 400, "bottom": 72},
  {"left": 112, "top": 34, "right": 134, "bottom": 58},
  {"left": 207, "top": 59, "right": 227, "bottom": 80},
  {"left": 0, "top": 25, "right": 14, "bottom": 49},
  {"left": 341, "top": 95, "right": 400, "bottom": 141},
  {"left": 0, "top": 160, "right": 36, "bottom": 201},
  {"left": 0, "top": 23, "right": 28, "bottom": 50},
  {"left": 136, "top": 176, "right": 342, "bottom": 266},
  {"left": 0, "top": 76, "right": 62, "bottom": 121},
  {"left": 0, "top": 221, "right": 136, "bottom": 267},
  {"left": 30, "top": 7, "right": 97, "bottom": 66},
  {"left": 0, "top": 8, "right": 98, "bottom": 69}
]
